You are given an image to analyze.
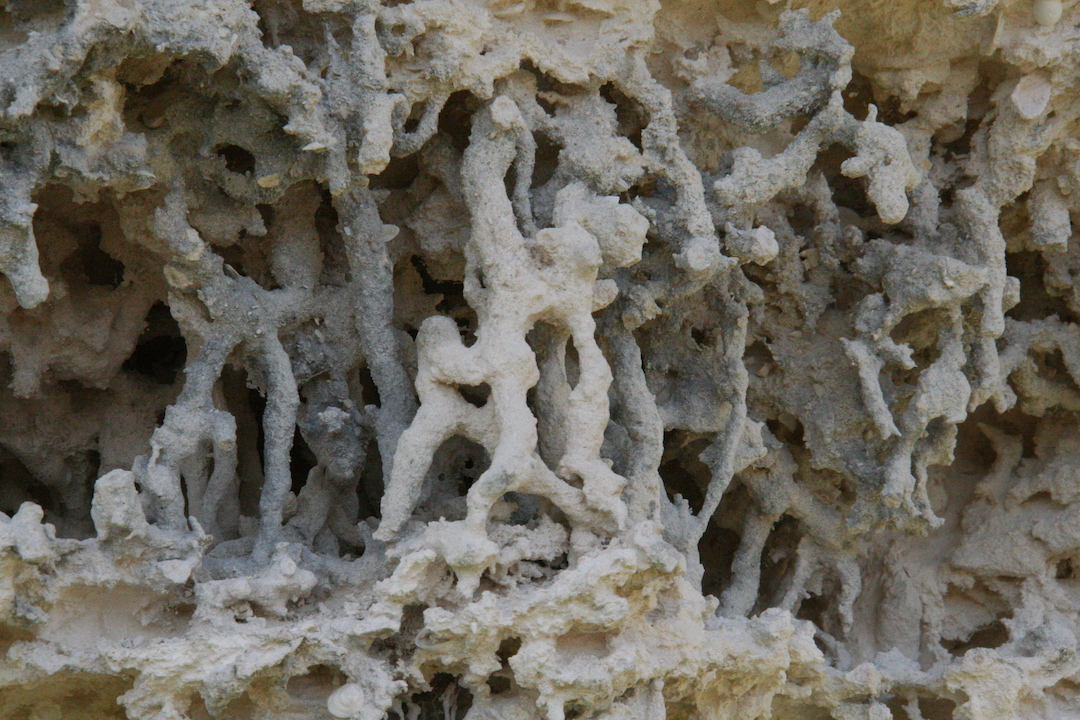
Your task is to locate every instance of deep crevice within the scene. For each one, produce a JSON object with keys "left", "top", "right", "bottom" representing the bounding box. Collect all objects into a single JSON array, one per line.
[{"left": 123, "top": 302, "right": 188, "bottom": 386}]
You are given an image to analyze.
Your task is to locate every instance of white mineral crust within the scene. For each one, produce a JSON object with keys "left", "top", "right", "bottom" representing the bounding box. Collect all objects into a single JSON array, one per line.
[{"left": 0, "top": 0, "right": 1079, "bottom": 718}]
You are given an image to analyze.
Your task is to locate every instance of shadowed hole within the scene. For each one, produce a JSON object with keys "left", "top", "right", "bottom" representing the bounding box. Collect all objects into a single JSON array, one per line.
[
  {"left": 458, "top": 383, "right": 490, "bottom": 408},
  {"left": 221, "top": 366, "right": 267, "bottom": 517},
  {"left": 940, "top": 619, "right": 1009, "bottom": 656},
  {"left": 531, "top": 132, "right": 562, "bottom": 189},
  {"left": 251, "top": 0, "right": 326, "bottom": 64},
  {"left": 411, "top": 255, "right": 477, "bottom": 346},
  {"left": 429, "top": 436, "right": 489, "bottom": 499},
  {"left": 438, "top": 91, "right": 483, "bottom": 152},
  {"left": 599, "top": 82, "right": 644, "bottom": 151},
  {"left": 371, "top": 154, "right": 420, "bottom": 190},
  {"left": 215, "top": 144, "right": 256, "bottom": 175},
  {"left": 357, "top": 435, "right": 383, "bottom": 520},
  {"left": 753, "top": 515, "right": 801, "bottom": 613},
  {"left": 58, "top": 222, "right": 125, "bottom": 289},
  {"left": 1006, "top": 251, "right": 1079, "bottom": 324},
  {"left": 564, "top": 338, "right": 579, "bottom": 390},
  {"left": 123, "top": 302, "right": 187, "bottom": 385},
  {"left": 659, "top": 430, "right": 711, "bottom": 514},
  {"left": 354, "top": 365, "right": 382, "bottom": 407},
  {"left": 0, "top": 447, "right": 57, "bottom": 521},
  {"left": 290, "top": 427, "right": 318, "bottom": 494},
  {"left": 886, "top": 696, "right": 958, "bottom": 720},
  {"left": 316, "top": 189, "right": 350, "bottom": 286},
  {"left": 698, "top": 482, "right": 749, "bottom": 599},
  {"left": 487, "top": 636, "right": 521, "bottom": 695},
  {"left": 918, "top": 698, "right": 958, "bottom": 720},
  {"left": 395, "top": 674, "right": 473, "bottom": 720},
  {"left": 814, "top": 144, "right": 871, "bottom": 217}
]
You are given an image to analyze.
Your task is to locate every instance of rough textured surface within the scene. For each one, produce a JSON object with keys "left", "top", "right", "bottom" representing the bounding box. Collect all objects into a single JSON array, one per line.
[{"left": 1, "top": 0, "right": 1079, "bottom": 718}]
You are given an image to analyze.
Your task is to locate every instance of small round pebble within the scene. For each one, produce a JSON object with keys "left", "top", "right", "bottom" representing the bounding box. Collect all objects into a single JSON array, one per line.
[
  {"left": 327, "top": 683, "right": 366, "bottom": 719},
  {"left": 1033, "top": 0, "right": 1063, "bottom": 27}
]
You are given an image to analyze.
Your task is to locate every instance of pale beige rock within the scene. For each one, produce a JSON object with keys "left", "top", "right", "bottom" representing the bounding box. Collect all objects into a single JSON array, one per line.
[{"left": 0, "top": 0, "right": 1079, "bottom": 718}]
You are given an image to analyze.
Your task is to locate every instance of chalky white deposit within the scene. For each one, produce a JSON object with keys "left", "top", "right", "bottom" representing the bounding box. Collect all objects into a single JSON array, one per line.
[{"left": 0, "top": 0, "right": 1078, "bottom": 718}]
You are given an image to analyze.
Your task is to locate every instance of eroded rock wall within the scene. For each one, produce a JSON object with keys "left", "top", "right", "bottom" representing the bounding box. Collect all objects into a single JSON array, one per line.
[{"left": 0, "top": 0, "right": 1077, "bottom": 717}]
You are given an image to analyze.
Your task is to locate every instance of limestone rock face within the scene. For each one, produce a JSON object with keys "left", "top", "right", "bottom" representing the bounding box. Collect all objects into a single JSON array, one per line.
[{"left": 0, "top": 0, "right": 1078, "bottom": 717}]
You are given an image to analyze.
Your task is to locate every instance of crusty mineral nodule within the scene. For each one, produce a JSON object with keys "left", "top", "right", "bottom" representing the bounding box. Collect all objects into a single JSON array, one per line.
[{"left": 0, "top": 0, "right": 1077, "bottom": 717}]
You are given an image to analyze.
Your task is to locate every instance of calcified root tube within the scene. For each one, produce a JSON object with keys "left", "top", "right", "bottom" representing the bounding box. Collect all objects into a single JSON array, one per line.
[{"left": 3, "top": 0, "right": 1080, "bottom": 718}]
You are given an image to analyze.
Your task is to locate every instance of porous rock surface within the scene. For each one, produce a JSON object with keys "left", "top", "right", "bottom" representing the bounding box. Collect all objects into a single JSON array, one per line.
[{"left": 0, "top": 0, "right": 1078, "bottom": 717}]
